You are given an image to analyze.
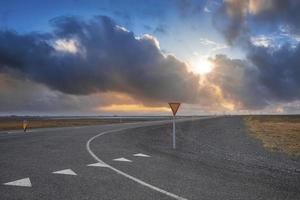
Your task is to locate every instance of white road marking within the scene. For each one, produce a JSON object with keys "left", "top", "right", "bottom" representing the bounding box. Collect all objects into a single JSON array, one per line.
[
  {"left": 3, "top": 178, "right": 32, "bottom": 187},
  {"left": 86, "top": 126, "right": 188, "bottom": 200},
  {"left": 6, "top": 130, "right": 36, "bottom": 134},
  {"left": 52, "top": 169, "right": 77, "bottom": 175},
  {"left": 113, "top": 157, "right": 132, "bottom": 162},
  {"left": 133, "top": 153, "right": 151, "bottom": 157},
  {"left": 7, "top": 131, "right": 19, "bottom": 134},
  {"left": 87, "top": 162, "right": 108, "bottom": 167}
]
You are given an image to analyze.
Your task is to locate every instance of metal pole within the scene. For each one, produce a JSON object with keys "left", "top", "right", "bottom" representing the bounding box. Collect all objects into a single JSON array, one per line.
[{"left": 173, "top": 116, "right": 176, "bottom": 149}]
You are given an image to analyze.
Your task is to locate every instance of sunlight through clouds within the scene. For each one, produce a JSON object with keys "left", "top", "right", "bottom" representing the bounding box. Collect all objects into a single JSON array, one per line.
[{"left": 54, "top": 39, "right": 80, "bottom": 54}]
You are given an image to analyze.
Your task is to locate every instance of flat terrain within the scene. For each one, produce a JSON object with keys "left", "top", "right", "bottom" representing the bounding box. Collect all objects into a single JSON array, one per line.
[
  {"left": 245, "top": 115, "right": 300, "bottom": 156},
  {"left": 0, "top": 116, "right": 299, "bottom": 200},
  {"left": 0, "top": 116, "right": 169, "bottom": 131}
]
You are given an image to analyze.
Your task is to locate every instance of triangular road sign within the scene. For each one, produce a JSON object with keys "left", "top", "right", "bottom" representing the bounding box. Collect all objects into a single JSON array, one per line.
[
  {"left": 168, "top": 102, "right": 181, "bottom": 116},
  {"left": 3, "top": 178, "right": 32, "bottom": 187}
]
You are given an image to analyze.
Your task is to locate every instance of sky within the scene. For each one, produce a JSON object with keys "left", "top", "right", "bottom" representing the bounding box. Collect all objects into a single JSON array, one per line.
[{"left": 0, "top": 0, "right": 300, "bottom": 116}]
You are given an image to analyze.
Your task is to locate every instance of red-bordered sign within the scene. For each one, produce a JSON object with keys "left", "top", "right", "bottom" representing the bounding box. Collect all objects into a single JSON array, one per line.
[{"left": 168, "top": 102, "right": 181, "bottom": 116}]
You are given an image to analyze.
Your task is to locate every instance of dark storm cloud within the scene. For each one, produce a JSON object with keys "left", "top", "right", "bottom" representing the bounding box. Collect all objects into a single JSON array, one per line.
[
  {"left": 250, "top": 0, "right": 300, "bottom": 34},
  {"left": 213, "top": 0, "right": 300, "bottom": 43},
  {"left": 0, "top": 16, "right": 201, "bottom": 104},
  {"left": 212, "top": 0, "right": 248, "bottom": 45},
  {"left": 209, "top": 43, "right": 300, "bottom": 108},
  {"left": 210, "top": 0, "right": 300, "bottom": 108},
  {"left": 247, "top": 44, "right": 300, "bottom": 102},
  {"left": 0, "top": 74, "right": 84, "bottom": 113},
  {"left": 207, "top": 46, "right": 300, "bottom": 110},
  {"left": 207, "top": 54, "right": 268, "bottom": 109}
]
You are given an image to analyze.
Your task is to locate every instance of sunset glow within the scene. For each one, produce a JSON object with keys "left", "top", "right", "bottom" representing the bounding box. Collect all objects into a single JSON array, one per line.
[{"left": 97, "top": 104, "right": 170, "bottom": 113}]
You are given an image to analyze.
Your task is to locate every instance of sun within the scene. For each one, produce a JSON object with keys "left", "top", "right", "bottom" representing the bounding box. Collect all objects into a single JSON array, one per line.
[
  {"left": 188, "top": 57, "right": 214, "bottom": 75},
  {"left": 194, "top": 58, "right": 213, "bottom": 75}
]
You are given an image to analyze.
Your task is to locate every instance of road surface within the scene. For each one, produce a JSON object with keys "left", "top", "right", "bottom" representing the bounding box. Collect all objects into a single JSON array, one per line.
[{"left": 0, "top": 117, "right": 299, "bottom": 200}]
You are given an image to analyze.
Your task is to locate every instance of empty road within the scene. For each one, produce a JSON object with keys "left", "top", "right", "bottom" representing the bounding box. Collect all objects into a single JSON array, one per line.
[{"left": 0, "top": 117, "right": 299, "bottom": 200}]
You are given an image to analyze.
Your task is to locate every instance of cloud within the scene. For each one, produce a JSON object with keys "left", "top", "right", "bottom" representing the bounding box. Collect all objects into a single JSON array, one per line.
[
  {"left": 203, "top": 6, "right": 211, "bottom": 13},
  {"left": 1, "top": 12, "right": 300, "bottom": 114},
  {"left": 205, "top": 47, "right": 300, "bottom": 110},
  {"left": 0, "top": 16, "right": 201, "bottom": 105},
  {"left": 250, "top": 35, "right": 274, "bottom": 48},
  {"left": 247, "top": 44, "right": 300, "bottom": 102},
  {"left": 0, "top": 74, "right": 85, "bottom": 114},
  {"left": 0, "top": 73, "right": 166, "bottom": 115},
  {"left": 53, "top": 38, "right": 81, "bottom": 54},
  {"left": 209, "top": 0, "right": 300, "bottom": 110},
  {"left": 205, "top": 44, "right": 300, "bottom": 110},
  {"left": 213, "top": 0, "right": 300, "bottom": 44},
  {"left": 248, "top": 0, "right": 300, "bottom": 34},
  {"left": 206, "top": 55, "right": 268, "bottom": 109},
  {"left": 199, "top": 38, "right": 228, "bottom": 52}
]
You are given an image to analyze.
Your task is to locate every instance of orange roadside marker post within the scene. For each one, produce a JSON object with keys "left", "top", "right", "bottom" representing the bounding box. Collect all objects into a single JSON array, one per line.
[
  {"left": 22, "top": 120, "right": 28, "bottom": 132},
  {"left": 168, "top": 102, "right": 181, "bottom": 149}
]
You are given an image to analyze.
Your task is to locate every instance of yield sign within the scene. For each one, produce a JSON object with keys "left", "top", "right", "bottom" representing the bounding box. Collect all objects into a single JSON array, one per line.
[{"left": 168, "top": 102, "right": 181, "bottom": 116}]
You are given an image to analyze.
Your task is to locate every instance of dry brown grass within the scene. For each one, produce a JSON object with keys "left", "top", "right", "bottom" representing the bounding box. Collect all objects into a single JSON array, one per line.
[
  {"left": 0, "top": 117, "right": 144, "bottom": 131},
  {"left": 244, "top": 115, "right": 300, "bottom": 156}
]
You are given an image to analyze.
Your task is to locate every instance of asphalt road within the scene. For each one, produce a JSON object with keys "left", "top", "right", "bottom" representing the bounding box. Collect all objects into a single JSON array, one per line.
[{"left": 0, "top": 117, "right": 299, "bottom": 200}]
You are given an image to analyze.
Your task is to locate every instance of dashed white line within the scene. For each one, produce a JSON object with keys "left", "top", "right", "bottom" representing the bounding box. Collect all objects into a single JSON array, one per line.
[
  {"left": 113, "top": 157, "right": 132, "bottom": 162},
  {"left": 86, "top": 126, "right": 188, "bottom": 200},
  {"left": 133, "top": 153, "right": 151, "bottom": 157}
]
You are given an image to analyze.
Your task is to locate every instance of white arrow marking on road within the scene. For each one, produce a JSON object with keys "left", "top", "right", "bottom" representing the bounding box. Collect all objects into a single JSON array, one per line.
[
  {"left": 87, "top": 162, "right": 108, "bottom": 167},
  {"left": 52, "top": 169, "right": 77, "bottom": 175},
  {"left": 133, "top": 153, "right": 151, "bottom": 157},
  {"left": 87, "top": 127, "right": 189, "bottom": 200},
  {"left": 113, "top": 157, "right": 132, "bottom": 162},
  {"left": 3, "top": 178, "right": 32, "bottom": 187}
]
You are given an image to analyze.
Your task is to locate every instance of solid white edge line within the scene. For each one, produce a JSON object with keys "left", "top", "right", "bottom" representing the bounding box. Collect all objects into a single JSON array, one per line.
[{"left": 86, "top": 124, "right": 188, "bottom": 200}]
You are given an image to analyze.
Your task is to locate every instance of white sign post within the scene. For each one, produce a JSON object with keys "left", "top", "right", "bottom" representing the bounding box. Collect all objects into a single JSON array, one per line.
[
  {"left": 172, "top": 116, "right": 176, "bottom": 149},
  {"left": 168, "top": 103, "right": 181, "bottom": 149}
]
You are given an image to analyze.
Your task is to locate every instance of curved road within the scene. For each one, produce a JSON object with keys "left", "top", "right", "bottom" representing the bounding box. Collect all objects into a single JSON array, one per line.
[{"left": 0, "top": 117, "right": 299, "bottom": 200}]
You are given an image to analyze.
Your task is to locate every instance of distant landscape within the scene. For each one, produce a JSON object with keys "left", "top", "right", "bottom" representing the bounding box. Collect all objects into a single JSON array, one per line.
[
  {"left": 0, "top": 116, "right": 175, "bottom": 131},
  {"left": 1, "top": 115, "right": 299, "bottom": 157}
]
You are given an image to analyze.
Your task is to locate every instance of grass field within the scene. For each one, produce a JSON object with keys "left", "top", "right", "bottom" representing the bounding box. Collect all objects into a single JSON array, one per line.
[
  {"left": 0, "top": 116, "right": 160, "bottom": 131},
  {"left": 244, "top": 115, "right": 300, "bottom": 156}
]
